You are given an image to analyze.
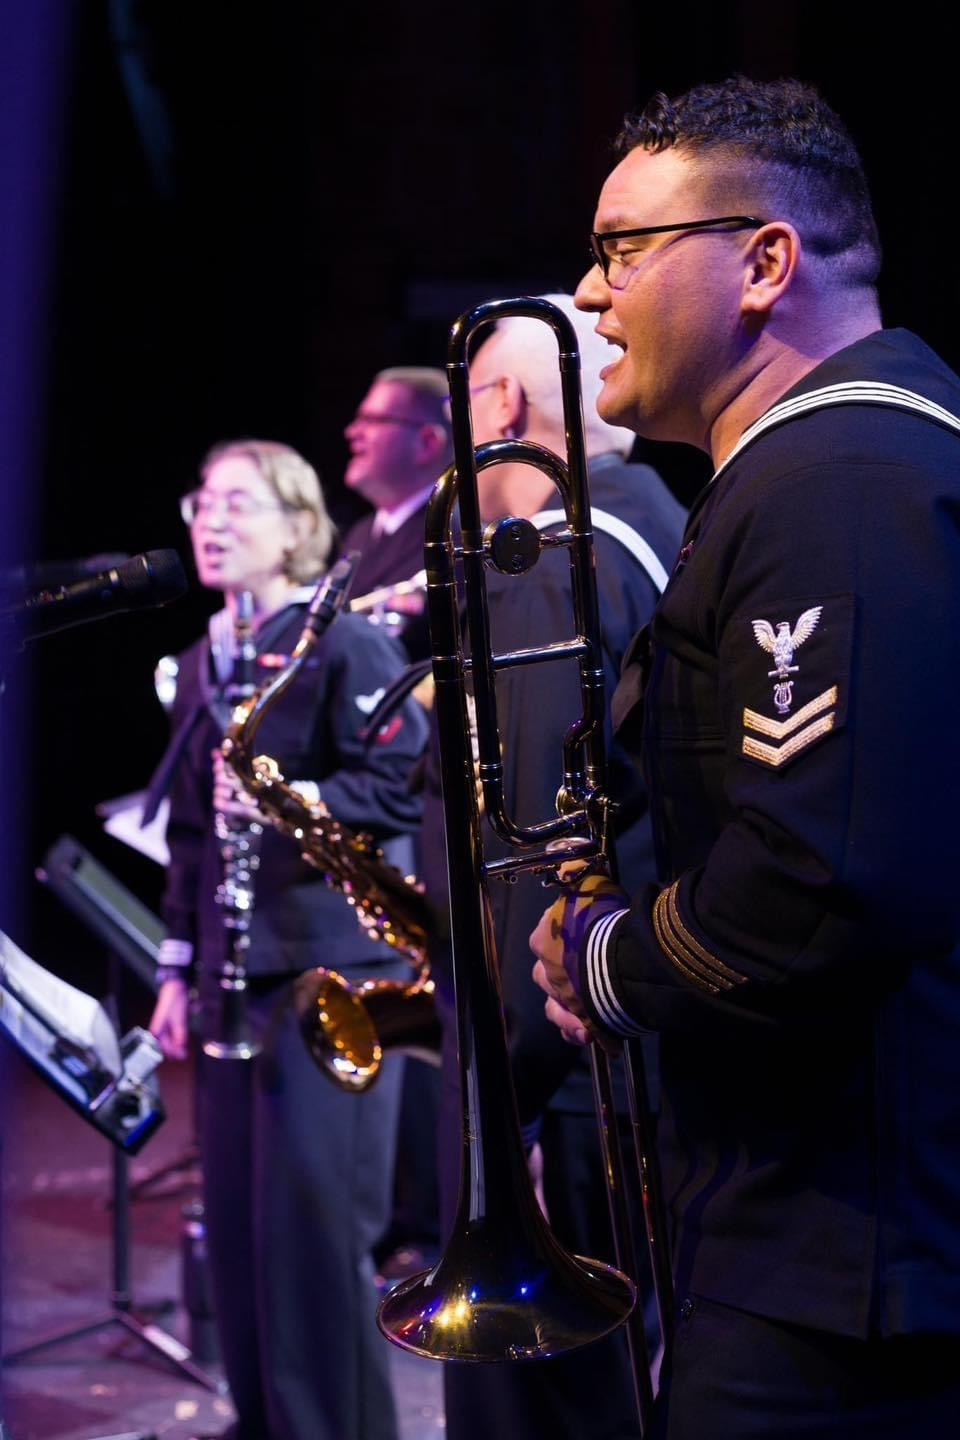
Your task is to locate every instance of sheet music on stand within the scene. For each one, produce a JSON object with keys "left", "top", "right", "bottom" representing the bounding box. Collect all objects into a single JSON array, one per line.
[
  {"left": 98, "top": 788, "right": 170, "bottom": 868},
  {"left": 0, "top": 927, "right": 165, "bottom": 1154}
]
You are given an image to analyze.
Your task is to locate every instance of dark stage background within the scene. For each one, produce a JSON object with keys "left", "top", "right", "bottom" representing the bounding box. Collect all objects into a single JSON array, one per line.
[{"left": 2, "top": 1, "right": 957, "bottom": 998}]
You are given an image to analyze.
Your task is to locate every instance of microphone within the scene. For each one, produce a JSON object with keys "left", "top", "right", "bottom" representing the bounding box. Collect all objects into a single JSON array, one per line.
[
  {"left": 0, "top": 549, "right": 188, "bottom": 646},
  {"left": 0, "top": 552, "right": 132, "bottom": 595}
]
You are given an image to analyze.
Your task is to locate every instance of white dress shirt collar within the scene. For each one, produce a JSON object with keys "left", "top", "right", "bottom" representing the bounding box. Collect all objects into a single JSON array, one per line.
[{"left": 371, "top": 482, "right": 435, "bottom": 538}]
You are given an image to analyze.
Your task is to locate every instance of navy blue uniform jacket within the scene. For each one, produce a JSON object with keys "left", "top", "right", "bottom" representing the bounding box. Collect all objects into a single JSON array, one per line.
[
  {"left": 582, "top": 330, "right": 960, "bottom": 1339},
  {"left": 160, "top": 600, "right": 427, "bottom": 980},
  {"left": 341, "top": 504, "right": 431, "bottom": 662}
]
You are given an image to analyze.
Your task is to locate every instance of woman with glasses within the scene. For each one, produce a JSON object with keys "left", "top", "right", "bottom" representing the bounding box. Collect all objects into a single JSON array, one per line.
[{"left": 148, "top": 438, "right": 427, "bottom": 1440}]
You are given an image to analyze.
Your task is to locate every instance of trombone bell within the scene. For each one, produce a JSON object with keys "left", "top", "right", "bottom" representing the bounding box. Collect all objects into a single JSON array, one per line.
[{"left": 379, "top": 1234, "right": 635, "bottom": 1362}]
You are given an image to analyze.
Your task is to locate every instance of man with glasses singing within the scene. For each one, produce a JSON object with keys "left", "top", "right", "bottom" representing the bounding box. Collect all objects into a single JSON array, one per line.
[
  {"left": 532, "top": 76, "right": 960, "bottom": 1438},
  {"left": 341, "top": 366, "right": 453, "bottom": 661}
]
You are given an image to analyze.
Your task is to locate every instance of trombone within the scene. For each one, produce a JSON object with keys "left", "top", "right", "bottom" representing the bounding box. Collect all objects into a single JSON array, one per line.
[{"left": 376, "top": 298, "right": 672, "bottom": 1428}]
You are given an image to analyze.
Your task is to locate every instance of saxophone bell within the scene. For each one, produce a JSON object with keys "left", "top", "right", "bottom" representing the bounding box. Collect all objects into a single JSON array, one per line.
[{"left": 293, "top": 965, "right": 440, "bottom": 1093}]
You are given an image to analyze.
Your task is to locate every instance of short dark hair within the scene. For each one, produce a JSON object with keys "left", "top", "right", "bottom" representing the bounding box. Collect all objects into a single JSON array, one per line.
[
  {"left": 618, "top": 76, "right": 881, "bottom": 287},
  {"left": 373, "top": 367, "right": 451, "bottom": 427}
]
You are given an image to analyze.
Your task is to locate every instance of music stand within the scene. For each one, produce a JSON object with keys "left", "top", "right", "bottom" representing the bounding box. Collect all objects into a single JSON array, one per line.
[
  {"left": 38, "top": 833, "right": 200, "bottom": 1197},
  {"left": 38, "top": 832, "right": 165, "bottom": 994},
  {"left": 0, "top": 849, "right": 221, "bottom": 1393}
]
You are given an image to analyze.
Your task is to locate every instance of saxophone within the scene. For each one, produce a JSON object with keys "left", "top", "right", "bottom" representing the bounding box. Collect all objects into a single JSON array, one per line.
[{"left": 222, "top": 558, "right": 438, "bottom": 1092}]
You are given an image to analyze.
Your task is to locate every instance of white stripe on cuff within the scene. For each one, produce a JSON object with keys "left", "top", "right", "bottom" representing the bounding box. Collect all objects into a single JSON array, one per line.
[{"left": 584, "top": 909, "right": 645, "bottom": 1036}]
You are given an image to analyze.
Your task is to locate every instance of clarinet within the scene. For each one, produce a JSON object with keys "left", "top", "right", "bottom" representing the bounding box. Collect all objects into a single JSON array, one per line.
[{"left": 205, "top": 590, "right": 262, "bottom": 1060}]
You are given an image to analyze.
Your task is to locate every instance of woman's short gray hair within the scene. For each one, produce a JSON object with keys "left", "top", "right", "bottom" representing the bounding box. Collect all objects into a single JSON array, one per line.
[{"left": 201, "top": 438, "right": 336, "bottom": 583}]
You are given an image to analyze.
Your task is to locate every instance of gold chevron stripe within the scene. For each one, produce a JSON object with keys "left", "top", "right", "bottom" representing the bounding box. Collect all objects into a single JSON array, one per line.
[
  {"left": 742, "top": 712, "right": 836, "bottom": 768},
  {"left": 653, "top": 892, "right": 718, "bottom": 992},
  {"left": 653, "top": 882, "right": 746, "bottom": 993},
  {"left": 665, "top": 885, "right": 745, "bottom": 987},
  {"left": 743, "top": 685, "right": 838, "bottom": 739}
]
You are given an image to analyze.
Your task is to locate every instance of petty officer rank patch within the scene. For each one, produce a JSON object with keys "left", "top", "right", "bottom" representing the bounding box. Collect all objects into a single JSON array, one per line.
[{"left": 730, "top": 593, "right": 853, "bottom": 770}]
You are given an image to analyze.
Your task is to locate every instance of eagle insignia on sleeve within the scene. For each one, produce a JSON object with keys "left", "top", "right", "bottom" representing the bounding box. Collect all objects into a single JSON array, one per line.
[
  {"left": 736, "top": 595, "right": 851, "bottom": 771},
  {"left": 751, "top": 605, "right": 823, "bottom": 714}
]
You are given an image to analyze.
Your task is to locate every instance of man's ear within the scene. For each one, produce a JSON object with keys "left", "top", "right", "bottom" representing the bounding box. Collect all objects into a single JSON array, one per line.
[
  {"left": 499, "top": 374, "right": 528, "bottom": 437},
  {"left": 741, "top": 222, "right": 800, "bottom": 317},
  {"left": 416, "top": 422, "right": 451, "bottom": 463}
]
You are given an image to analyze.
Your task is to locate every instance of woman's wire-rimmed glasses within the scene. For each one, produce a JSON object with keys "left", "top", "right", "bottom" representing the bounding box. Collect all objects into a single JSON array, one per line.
[{"left": 180, "top": 489, "right": 290, "bottom": 525}]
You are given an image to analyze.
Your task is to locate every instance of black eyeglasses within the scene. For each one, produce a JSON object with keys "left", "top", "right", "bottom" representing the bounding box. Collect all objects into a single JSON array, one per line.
[{"left": 589, "top": 216, "right": 764, "bottom": 285}]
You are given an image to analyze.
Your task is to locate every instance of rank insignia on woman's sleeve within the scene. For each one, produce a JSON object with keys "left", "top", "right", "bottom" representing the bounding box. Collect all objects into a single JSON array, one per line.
[{"left": 727, "top": 593, "right": 854, "bottom": 770}]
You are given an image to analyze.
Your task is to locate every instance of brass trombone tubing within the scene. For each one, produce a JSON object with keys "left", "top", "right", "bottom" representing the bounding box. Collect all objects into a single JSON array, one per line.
[{"left": 377, "top": 296, "right": 648, "bottom": 1378}]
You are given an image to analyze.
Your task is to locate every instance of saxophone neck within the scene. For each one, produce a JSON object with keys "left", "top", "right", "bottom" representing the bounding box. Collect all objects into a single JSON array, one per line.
[{"left": 224, "top": 560, "right": 360, "bottom": 797}]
